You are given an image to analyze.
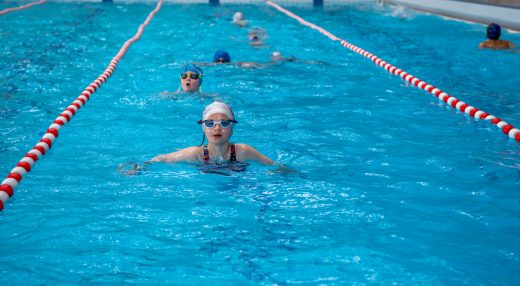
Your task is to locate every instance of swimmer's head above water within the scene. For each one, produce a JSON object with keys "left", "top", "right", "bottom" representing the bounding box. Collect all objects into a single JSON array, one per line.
[
  {"left": 198, "top": 101, "right": 237, "bottom": 145},
  {"left": 248, "top": 27, "right": 266, "bottom": 46},
  {"left": 270, "top": 51, "right": 296, "bottom": 63},
  {"left": 179, "top": 63, "right": 203, "bottom": 92},
  {"left": 271, "top": 51, "right": 283, "bottom": 61},
  {"left": 233, "top": 12, "right": 248, "bottom": 27},
  {"left": 487, "top": 23, "right": 501, "bottom": 40},
  {"left": 233, "top": 12, "right": 243, "bottom": 22},
  {"left": 213, "top": 50, "right": 231, "bottom": 63}
]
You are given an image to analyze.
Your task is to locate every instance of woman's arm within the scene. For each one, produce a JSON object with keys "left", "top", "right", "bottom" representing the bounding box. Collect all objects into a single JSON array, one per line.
[
  {"left": 236, "top": 144, "right": 274, "bottom": 165},
  {"left": 150, "top": 146, "right": 201, "bottom": 163}
]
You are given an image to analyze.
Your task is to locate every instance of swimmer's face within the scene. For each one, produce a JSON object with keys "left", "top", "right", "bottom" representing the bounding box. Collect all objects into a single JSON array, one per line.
[
  {"left": 204, "top": 113, "right": 233, "bottom": 144},
  {"left": 180, "top": 72, "right": 200, "bottom": 92},
  {"left": 249, "top": 34, "right": 259, "bottom": 42}
]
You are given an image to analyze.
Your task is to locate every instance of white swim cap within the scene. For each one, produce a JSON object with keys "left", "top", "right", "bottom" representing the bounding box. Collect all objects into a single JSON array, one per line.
[
  {"left": 202, "top": 101, "right": 235, "bottom": 120},
  {"left": 272, "top": 51, "right": 281, "bottom": 57},
  {"left": 233, "top": 12, "right": 243, "bottom": 22}
]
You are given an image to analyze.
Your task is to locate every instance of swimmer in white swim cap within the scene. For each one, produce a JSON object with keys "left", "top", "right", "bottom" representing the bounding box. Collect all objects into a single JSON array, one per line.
[
  {"left": 151, "top": 101, "right": 273, "bottom": 165},
  {"left": 269, "top": 51, "right": 328, "bottom": 66},
  {"left": 232, "top": 12, "right": 248, "bottom": 27},
  {"left": 270, "top": 51, "right": 296, "bottom": 62},
  {"left": 271, "top": 51, "right": 282, "bottom": 60}
]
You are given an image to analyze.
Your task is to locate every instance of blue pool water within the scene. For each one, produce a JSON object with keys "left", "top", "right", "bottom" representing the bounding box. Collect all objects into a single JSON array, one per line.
[{"left": 1, "top": 1, "right": 520, "bottom": 285}]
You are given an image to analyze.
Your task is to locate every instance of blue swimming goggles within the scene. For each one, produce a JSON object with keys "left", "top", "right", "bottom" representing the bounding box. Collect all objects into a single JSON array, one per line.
[{"left": 198, "top": 119, "right": 237, "bottom": 128}]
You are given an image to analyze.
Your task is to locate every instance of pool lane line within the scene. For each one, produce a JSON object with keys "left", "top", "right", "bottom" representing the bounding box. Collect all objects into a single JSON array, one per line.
[
  {"left": 0, "top": 0, "right": 47, "bottom": 16},
  {"left": 266, "top": 1, "right": 520, "bottom": 144},
  {"left": 0, "top": 0, "right": 164, "bottom": 212}
]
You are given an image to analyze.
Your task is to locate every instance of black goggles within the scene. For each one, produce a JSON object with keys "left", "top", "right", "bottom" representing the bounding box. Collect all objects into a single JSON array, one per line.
[
  {"left": 181, "top": 73, "right": 201, "bottom": 80},
  {"left": 214, "top": 58, "right": 228, "bottom": 63}
]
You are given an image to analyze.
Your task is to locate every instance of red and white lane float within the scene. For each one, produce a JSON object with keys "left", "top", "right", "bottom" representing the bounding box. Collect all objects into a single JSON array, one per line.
[
  {"left": 0, "top": 0, "right": 46, "bottom": 16},
  {"left": 0, "top": 0, "right": 164, "bottom": 211},
  {"left": 266, "top": 1, "right": 520, "bottom": 144}
]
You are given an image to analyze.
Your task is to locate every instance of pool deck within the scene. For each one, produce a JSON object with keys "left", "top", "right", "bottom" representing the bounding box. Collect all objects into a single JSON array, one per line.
[{"left": 383, "top": 0, "right": 520, "bottom": 31}]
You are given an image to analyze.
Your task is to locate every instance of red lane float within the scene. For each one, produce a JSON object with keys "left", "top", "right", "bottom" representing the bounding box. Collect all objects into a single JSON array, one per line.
[
  {"left": 0, "top": 0, "right": 164, "bottom": 211},
  {"left": 0, "top": 0, "right": 46, "bottom": 16},
  {"left": 266, "top": 1, "right": 520, "bottom": 143}
]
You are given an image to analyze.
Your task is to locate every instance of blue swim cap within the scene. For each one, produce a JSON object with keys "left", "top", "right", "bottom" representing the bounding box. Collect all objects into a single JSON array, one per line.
[
  {"left": 487, "top": 23, "right": 501, "bottom": 40},
  {"left": 213, "top": 50, "right": 231, "bottom": 63},
  {"left": 180, "top": 63, "right": 203, "bottom": 85}
]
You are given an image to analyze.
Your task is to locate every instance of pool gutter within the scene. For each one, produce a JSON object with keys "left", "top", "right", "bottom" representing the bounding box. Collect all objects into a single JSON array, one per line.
[{"left": 382, "top": 0, "right": 520, "bottom": 31}]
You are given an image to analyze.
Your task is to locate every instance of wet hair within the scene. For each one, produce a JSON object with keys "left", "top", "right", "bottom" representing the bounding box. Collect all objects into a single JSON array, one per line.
[{"left": 487, "top": 23, "right": 501, "bottom": 40}]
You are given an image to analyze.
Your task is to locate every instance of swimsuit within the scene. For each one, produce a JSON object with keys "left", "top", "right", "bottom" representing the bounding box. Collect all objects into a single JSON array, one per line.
[
  {"left": 202, "top": 144, "right": 236, "bottom": 163},
  {"left": 200, "top": 144, "right": 246, "bottom": 174}
]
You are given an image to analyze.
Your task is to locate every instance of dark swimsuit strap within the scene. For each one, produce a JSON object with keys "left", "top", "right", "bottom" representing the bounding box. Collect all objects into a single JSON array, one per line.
[
  {"left": 230, "top": 144, "right": 236, "bottom": 162},
  {"left": 202, "top": 144, "right": 236, "bottom": 163},
  {"left": 203, "top": 145, "right": 209, "bottom": 163}
]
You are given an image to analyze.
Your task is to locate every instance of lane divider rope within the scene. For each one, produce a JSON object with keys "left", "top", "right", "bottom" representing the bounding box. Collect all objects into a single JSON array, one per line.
[
  {"left": 266, "top": 0, "right": 520, "bottom": 143},
  {"left": 0, "top": 0, "right": 164, "bottom": 211},
  {"left": 0, "top": 0, "right": 46, "bottom": 16}
]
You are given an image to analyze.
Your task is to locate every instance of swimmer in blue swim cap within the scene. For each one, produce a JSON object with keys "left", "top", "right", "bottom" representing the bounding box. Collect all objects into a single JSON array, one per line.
[
  {"left": 192, "top": 50, "right": 267, "bottom": 69},
  {"left": 151, "top": 101, "right": 273, "bottom": 165},
  {"left": 479, "top": 23, "right": 515, "bottom": 50},
  {"left": 213, "top": 50, "right": 231, "bottom": 63},
  {"left": 179, "top": 63, "right": 203, "bottom": 92}
]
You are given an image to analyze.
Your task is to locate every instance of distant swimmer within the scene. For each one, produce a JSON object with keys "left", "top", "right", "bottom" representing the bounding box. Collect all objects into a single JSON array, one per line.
[
  {"left": 179, "top": 63, "right": 204, "bottom": 93},
  {"left": 192, "top": 50, "right": 232, "bottom": 66},
  {"left": 269, "top": 51, "right": 328, "bottom": 66},
  {"left": 479, "top": 23, "right": 515, "bottom": 50},
  {"left": 248, "top": 27, "right": 267, "bottom": 47},
  {"left": 213, "top": 49, "right": 231, "bottom": 63},
  {"left": 232, "top": 12, "right": 248, "bottom": 27},
  {"left": 270, "top": 51, "right": 296, "bottom": 63},
  {"left": 151, "top": 101, "right": 274, "bottom": 169},
  {"left": 194, "top": 49, "right": 268, "bottom": 69},
  {"left": 213, "top": 49, "right": 263, "bottom": 68}
]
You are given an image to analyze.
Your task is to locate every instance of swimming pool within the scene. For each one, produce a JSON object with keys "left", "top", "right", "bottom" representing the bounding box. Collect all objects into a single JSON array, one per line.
[{"left": 1, "top": 1, "right": 519, "bottom": 284}]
